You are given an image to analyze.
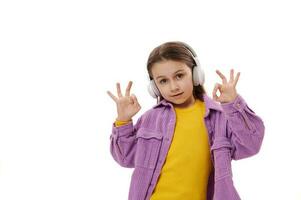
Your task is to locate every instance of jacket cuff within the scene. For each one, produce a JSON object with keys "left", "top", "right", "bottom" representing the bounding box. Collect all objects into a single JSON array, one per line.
[
  {"left": 111, "top": 121, "right": 134, "bottom": 140},
  {"left": 211, "top": 136, "right": 233, "bottom": 151},
  {"left": 221, "top": 94, "right": 247, "bottom": 114}
]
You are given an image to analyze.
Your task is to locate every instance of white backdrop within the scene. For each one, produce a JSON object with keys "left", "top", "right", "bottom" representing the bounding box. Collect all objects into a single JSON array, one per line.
[{"left": 1, "top": 0, "right": 301, "bottom": 199}]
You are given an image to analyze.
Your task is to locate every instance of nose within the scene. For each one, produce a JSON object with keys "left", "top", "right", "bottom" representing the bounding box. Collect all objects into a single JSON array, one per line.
[{"left": 170, "top": 80, "right": 180, "bottom": 92}]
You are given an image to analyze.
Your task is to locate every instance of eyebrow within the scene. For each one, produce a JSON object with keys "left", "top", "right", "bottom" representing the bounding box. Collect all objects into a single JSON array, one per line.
[{"left": 155, "top": 69, "right": 185, "bottom": 80}]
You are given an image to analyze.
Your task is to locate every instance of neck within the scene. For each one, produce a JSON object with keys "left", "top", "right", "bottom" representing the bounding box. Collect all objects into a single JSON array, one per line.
[{"left": 173, "top": 95, "right": 196, "bottom": 109}]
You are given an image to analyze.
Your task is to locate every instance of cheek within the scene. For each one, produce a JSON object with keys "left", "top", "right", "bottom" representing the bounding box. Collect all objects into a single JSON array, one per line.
[
  {"left": 159, "top": 87, "right": 172, "bottom": 99},
  {"left": 159, "top": 87, "right": 168, "bottom": 96},
  {"left": 183, "top": 78, "right": 194, "bottom": 89}
]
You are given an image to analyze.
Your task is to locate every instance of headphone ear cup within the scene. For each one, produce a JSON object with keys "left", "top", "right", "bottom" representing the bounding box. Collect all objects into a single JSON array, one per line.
[
  {"left": 193, "top": 65, "right": 205, "bottom": 86},
  {"left": 179, "top": 43, "right": 205, "bottom": 86},
  {"left": 148, "top": 80, "right": 160, "bottom": 98}
]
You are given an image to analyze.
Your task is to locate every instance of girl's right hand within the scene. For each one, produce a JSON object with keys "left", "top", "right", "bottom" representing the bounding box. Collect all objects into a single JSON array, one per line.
[{"left": 107, "top": 81, "right": 141, "bottom": 121}]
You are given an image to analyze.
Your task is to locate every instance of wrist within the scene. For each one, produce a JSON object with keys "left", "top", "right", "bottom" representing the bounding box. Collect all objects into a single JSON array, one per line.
[
  {"left": 221, "top": 94, "right": 238, "bottom": 104},
  {"left": 116, "top": 117, "right": 132, "bottom": 122}
]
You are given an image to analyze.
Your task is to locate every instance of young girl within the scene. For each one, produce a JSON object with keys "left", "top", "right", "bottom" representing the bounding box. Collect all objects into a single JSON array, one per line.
[{"left": 107, "top": 41, "right": 265, "bottom": 200}]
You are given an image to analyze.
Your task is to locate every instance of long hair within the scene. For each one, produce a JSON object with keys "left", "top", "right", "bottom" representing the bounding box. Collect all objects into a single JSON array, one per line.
[{"left": 146, "top": 41, "right": 206, "bottom": 102}]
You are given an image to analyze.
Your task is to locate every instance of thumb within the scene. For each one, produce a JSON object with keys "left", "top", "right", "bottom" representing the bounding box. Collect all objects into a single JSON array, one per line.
[
  {"left": 131, "top": 94, "right": 138, "bottom": 105},
  {"left": 212, "top": 83, "right": 221, "bottom": 101},
  {"left": 132, "top": 94, "right": 141, "bottom": 108}
]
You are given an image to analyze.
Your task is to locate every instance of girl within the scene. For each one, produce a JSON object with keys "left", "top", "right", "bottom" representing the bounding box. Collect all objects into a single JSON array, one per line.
[{"left": 107, "top": 41, "right": 265, "bottom": 200}]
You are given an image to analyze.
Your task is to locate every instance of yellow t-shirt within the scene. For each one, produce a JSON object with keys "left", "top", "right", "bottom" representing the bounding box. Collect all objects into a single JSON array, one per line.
[{"left": 150, "top": 99, "right": 213, "bottom": 200}]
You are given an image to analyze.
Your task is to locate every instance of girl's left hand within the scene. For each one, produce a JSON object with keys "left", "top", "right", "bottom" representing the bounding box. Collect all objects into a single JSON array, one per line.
[{"left": 212, "top": 69, "right": 240, "bottom": 104}]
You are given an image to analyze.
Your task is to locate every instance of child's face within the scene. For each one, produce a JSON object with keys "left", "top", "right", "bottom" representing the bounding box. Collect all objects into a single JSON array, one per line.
[{"left": 151, "top": 60, "right": 196, "bottom": 108}]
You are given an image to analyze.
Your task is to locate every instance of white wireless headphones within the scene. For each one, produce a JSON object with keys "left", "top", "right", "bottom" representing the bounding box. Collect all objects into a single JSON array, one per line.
[{"left": 147, "top": 42, "right": 205, "bottom": 99}]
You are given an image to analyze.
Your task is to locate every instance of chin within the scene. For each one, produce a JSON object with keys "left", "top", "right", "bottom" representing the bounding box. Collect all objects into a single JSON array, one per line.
[{"left": 170, "top": 97, "right": 187, "bottom": 105}]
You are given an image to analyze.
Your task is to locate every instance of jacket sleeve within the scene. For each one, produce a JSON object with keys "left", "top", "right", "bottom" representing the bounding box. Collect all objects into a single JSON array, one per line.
[
  {"left": 109, "top": 116, "right": 143, "bottom": 168},
  {"left": 221, "top": 94, "right": 265, "bottom": 160}
]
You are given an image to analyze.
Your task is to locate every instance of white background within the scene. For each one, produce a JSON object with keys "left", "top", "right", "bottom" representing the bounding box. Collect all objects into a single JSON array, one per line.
[{"left": 1, "top": 0, "right": 301, "bottom": 199}]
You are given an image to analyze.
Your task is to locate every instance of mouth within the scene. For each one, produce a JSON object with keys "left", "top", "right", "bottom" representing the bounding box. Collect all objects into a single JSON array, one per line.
[{"left": 171, "top": 92, "right": 183, "bottom": 97}]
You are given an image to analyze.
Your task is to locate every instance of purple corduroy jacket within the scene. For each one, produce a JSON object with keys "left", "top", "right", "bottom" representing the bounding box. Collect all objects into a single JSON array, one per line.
[{"left": 110, "top": 94, "right": 265, "bottom": 200}]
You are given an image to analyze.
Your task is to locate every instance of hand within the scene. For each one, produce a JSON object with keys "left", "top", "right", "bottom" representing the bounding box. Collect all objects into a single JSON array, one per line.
[
  {"left": 212, "top": 69, "right": 240, "bottom": 104},
  {"left": 107, "top": 81, "right": 141, "bottom": 121}
]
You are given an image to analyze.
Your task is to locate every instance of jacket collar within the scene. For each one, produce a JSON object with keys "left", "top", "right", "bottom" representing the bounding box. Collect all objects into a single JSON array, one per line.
[{"left": 152, "top": 94, "right": 222, "bottom": 117}]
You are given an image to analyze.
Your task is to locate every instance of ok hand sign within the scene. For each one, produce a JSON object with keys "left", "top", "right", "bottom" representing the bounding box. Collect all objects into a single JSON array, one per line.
[
  {"left": 107, "top": 81, "right": 141, "bottom": 121},
  {"left": 212, "top": 69, "right": 240, "bottom": 104}
]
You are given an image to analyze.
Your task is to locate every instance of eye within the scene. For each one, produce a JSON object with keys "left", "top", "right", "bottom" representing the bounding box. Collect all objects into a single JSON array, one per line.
[
  {"left": 159, "top": 79, "right": 167, "bottom": 84},
  {"left": 176, "top": 73, "right": 184, "bottom": 79}
]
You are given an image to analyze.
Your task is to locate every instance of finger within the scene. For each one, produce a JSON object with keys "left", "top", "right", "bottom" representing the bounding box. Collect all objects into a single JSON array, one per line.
[
  {"left": 125, "top": 81, "right": 133, "bottom": 96},
  {"left": 234, "top": 72, "right": 240, "bottom": 87},
  {"left": 107, "top": 91, "right": 118, "bottom": 102},
  {"left": 130, "top": 94, "right": 139, "bottom": 107},
  {"left": 116, "top": 82, "right": 123, "bottom": 97},
  {"left": 212, "top": 83, "right": 221, "bottom": 101},
  {"left": 230, "top": 69, "right": 234, "bottom": 82},
  {"left": 216, "top": 70, "right": 227, "bottom": 84},
  {"left": 133, "top": 94, "right": 141, "bottom": 109},
  {"left": 129, "top": 96, "right": 134, "bottom": 104},
  {"left": 131, "top": 94, "right": 138, "bottom": 105}
]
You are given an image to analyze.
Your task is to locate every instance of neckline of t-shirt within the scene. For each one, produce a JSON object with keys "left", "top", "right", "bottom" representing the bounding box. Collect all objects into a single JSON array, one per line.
[{"left": 174, "top": 99, "right": 203, "bottom": 113}]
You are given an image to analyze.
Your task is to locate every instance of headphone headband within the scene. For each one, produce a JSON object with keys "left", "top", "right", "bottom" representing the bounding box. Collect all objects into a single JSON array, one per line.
[{"left": 177, "top": 41, "right": 200, "bottom": 68}]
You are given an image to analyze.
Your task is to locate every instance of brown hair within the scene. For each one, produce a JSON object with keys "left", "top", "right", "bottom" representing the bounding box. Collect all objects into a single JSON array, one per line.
[{"left": 147, "top": 41, "right": 206, "bottom": 102}]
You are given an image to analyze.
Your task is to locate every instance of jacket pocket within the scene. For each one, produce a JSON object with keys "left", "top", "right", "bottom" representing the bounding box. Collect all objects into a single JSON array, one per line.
[{"left": 135, "top": 128, "right": 163, "bottom": 169}]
